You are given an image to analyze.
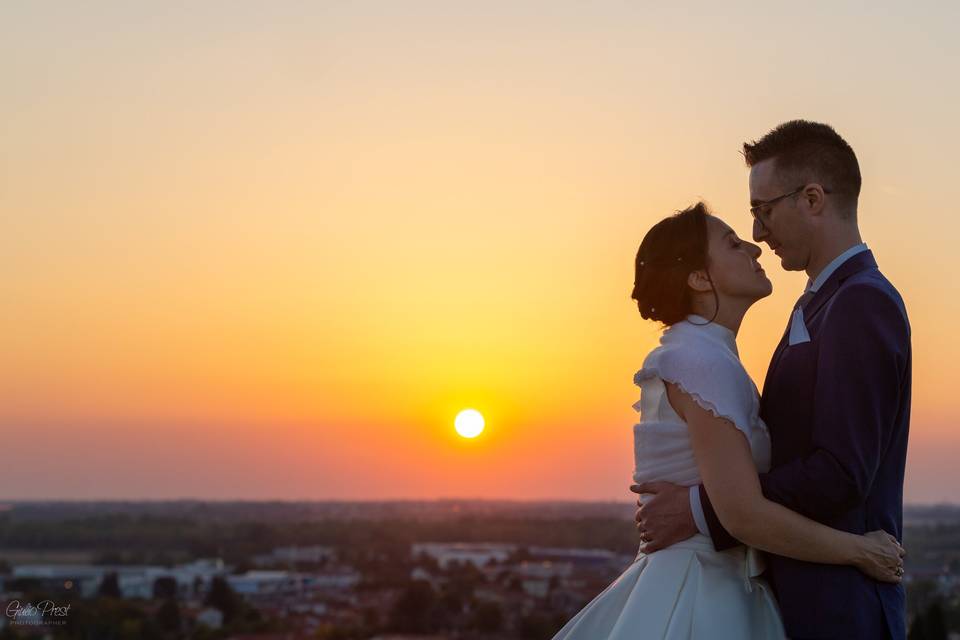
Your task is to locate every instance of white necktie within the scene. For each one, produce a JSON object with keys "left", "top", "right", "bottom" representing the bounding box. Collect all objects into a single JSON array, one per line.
[{"left": 788, "top": 290, "right": 815, "bottom": 345}]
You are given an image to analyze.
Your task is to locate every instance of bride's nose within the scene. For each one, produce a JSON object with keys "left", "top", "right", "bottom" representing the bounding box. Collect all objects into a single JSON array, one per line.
[{"left": 748, "top": 242, "right": 762, "bottom": 258}]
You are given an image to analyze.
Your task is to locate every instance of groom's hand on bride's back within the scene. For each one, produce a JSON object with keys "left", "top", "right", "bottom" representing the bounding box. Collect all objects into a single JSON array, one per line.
[{"left": 630, "top": 481, "right": 698, "bottom": 553}]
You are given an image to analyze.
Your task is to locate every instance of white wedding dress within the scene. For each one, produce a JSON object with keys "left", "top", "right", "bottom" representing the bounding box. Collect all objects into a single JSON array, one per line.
[{"left": 552, "top": 315, "right": 786, "bottom": 640}]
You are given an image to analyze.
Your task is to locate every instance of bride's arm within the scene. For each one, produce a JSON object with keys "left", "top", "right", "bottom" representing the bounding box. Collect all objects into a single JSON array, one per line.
[{"left": 665, "top": 381, "right": 904, "bottom": 582}]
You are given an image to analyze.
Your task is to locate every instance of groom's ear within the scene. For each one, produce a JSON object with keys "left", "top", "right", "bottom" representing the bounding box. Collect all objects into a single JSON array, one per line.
[
  {"left": 687, "top": 269, "right": 713, "bottom": 293},
  {"left": 800, "top": 183, "right": 828, "bottom": 217}
]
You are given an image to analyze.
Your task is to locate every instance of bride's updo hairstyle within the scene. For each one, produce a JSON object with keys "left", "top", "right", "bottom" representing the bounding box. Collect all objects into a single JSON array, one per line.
[{"left": 631, "top": 202, "right": 710, "bottom": 325}]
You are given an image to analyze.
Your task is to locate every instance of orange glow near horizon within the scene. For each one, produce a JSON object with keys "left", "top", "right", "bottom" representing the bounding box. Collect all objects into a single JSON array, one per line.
[{"left": 1, "top": 3, "right": 958, "bottom": 502}]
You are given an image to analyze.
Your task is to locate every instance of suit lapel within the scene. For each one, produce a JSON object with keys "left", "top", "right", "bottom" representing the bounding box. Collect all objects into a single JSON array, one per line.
[
  {"left": 801, "top": 250, "right": 877, "bottom": 323},
  {"left": 765, "top": 250, "right": 878, "bottom": 379},
  {"left": 765, "top": 315, "right": 793, "bottom": 385},
  {"left": 766, "top": 331, "right": 790, "bottom": 385}
]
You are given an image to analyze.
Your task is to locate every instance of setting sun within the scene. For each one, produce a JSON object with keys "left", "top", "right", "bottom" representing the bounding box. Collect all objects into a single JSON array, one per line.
[{"left": 454, "top": 409, "right": 485, "bottom": 439}]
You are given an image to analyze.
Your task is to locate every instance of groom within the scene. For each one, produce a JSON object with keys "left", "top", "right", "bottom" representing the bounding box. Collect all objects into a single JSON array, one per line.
[{"left": 631, "top": 120, "right": 911, "bottom": 640}]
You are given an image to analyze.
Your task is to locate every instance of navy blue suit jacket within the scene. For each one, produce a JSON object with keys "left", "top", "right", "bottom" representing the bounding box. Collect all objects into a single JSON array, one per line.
[{"left": 698, "top": 250, "right": 912, "bottom": 640}]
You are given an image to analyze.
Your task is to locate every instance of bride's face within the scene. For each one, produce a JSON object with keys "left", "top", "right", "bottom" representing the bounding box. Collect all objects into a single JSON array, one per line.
[{"left": 704, "top": 215, "right": 773, "bottom": 302}]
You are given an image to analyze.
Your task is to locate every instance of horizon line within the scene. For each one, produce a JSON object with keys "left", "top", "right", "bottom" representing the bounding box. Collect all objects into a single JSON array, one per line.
[{"left": 2, "top": 498, "right": 958, "bottom": 507}]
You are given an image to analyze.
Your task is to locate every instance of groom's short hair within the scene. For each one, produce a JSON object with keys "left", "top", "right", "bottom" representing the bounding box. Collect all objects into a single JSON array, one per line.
[{"left": 743, "top": 120, "right": 861, "bottom": 216}]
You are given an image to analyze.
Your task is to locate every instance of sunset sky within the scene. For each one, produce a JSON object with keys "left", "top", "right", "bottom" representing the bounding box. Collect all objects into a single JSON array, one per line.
[{"left": 2, "top": 2, "right": 958, "bottom": 502}]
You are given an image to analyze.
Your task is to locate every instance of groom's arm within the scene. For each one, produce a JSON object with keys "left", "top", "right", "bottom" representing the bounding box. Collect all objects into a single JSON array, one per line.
[{"left": 699, "top": 284, "right": 909, "bottom": 545}]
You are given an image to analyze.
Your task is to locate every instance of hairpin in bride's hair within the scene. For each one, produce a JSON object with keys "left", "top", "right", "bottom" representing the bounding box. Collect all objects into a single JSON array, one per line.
[{"left": 638, "top": 256, "right": 685, "bottom": 268}]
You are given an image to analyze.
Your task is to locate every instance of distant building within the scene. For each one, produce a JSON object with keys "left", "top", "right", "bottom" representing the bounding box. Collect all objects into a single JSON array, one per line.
[
  {"left": 195, "top": 607, "right": 223, "bottom": 629},
  {"left": 529, "top": 546, "right": 618, "bottom": 567},
  {"left": 288, "top": 601, "right": 328, "bottom": 616},
  {"left": 10, "top": 559, "right": 227, "bottom": 599},
  {"left": 473, "top": 584, "right": 509, "bottom": 604},
  {"left": 306, "top": 569, "right": 361, "bottom": 591},
  {"left": 163, "top": 558, "right": 227, "bottom": 596},
  {"left": 223, "top": 567, "right": 359, "bottom": 600},
  {"left": 411, "top": 543, "right": 515, "bottom": 569},
  {"left": 11, "top": 564, "right": 111, "bottom": 598},
  {"left": 410, "top": 567, "right": 445, "bottom": 590},
  {"left": 252, "top": 545, "right": 336, "bottom": 567},
  {"left": 521, "top": 578, "right": 549, "bottom": 598},
  {"left": 227, "top": 571, "right": 301, "bottom": 597},
  {"left": 516, "top": 560, "right": 573, "bottom": 580}
]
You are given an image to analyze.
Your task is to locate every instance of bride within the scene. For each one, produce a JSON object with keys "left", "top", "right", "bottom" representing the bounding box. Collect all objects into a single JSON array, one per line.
[{"left": 551, "top": 202, "right": 904, "bottom": 640}]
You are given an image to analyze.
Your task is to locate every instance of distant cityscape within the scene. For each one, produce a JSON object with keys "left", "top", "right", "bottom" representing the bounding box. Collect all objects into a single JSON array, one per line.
[{"left": 1, "top": 501, "right": 958, "bottom": 639}]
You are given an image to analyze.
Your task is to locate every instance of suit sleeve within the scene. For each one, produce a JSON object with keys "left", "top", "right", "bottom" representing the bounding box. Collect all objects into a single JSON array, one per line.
[{"left": 698, "top": 283, "right": 910, "bottom": 549}]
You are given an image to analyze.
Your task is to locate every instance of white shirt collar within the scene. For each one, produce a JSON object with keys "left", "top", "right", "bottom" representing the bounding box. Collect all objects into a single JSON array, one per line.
[{"left": 807, "top": 243, "right": 869, "bottom": 293}]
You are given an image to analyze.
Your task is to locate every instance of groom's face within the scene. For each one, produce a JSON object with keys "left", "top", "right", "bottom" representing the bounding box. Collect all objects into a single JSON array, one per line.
[{"left": 748, "top": 158, "right": 812, "bottom": 272}]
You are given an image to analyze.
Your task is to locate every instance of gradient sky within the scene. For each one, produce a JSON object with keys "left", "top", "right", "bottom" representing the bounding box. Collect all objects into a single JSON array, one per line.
[{"left": 2, "top": 2, "right": 958, "bottom": 501}]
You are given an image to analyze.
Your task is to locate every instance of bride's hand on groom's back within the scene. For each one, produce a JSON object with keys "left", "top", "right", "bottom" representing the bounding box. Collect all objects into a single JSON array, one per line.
[
  {"left": 854, "top": 531, "right": 906, "bottom": 583},
  {"left": 630, "top": 481, "right": 698, "bottom": 553}
]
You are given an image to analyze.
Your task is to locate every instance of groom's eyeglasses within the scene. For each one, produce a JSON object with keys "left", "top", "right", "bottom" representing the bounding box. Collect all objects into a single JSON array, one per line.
[{"left": 749, "top": 185, "right": 832, "bottom": 227}]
